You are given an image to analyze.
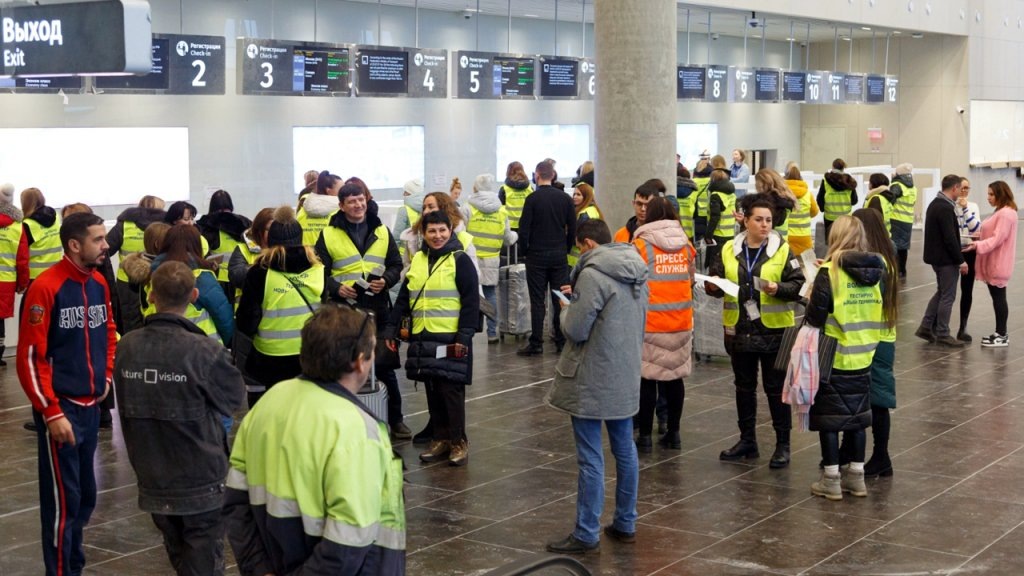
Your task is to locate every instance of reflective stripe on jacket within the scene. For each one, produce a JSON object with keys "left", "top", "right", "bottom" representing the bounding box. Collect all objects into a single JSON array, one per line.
[
  {"left": 253, "top": 266, "right": 324, "bottom": 356},
  {"left": 635, "top": 238, "right": 693, "bottom": 332}
]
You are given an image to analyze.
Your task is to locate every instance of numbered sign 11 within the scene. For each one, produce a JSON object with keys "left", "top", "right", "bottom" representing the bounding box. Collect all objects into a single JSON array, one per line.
[{"left": 823, "top": 72, "right": 845, "bottom": 104}]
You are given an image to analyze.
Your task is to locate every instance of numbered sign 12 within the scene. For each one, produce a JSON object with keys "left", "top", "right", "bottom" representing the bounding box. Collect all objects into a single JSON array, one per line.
[
  {"left": 408, "top": 48, "right": 447, "bottom": 98},
  {"left": 167, "top": 34, "right": 225, "bottom": 94},
  {"left": 729, "top": 67, "right": 756, "bottom": 102},
  {"left": 805, "top": 71, "right": 824, "bottom": 104},
  {"left": 455, "top": 51, "right": 495, "bottom": 99},
  {"left": 885, "top": 76, "right": 899, "bottom": 104},
  {"left": 579, "top": 58, "right": 595, "bottom": 100},
  {"left": 704, "top": 65, "right": 728, "bottom": 102}
]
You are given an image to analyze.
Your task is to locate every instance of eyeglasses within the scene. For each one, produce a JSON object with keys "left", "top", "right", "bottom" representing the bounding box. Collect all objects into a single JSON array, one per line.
[
  {"left": 352, "top": 309, "right": 374, "bottom": 362},
  {"left": 633, "top": 200, "right": 650, "bottom": 208}
]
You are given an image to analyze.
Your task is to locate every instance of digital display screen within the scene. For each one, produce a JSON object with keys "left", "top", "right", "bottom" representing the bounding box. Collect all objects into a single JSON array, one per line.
[
  {"left": 95, "top": 39, "right": 169, "bottom": 91},
  {"left": 705, "top": 65, "right": 728, "bottom": 102},
  {"left": 293, "top": 49, "right": 350, "bottom": 93},
  {"left": 782, "top": 71, "right": 806, "bottom": 102},
  {"left": 676, "top": 66, "right": 705, "bottom": 100},
  {"left": 729, "top": 67, "right": 755, "bottom": 102},
  {"left": 865, "top": 75, "right": 885, "bottom": 104},
  {"left": 0, "top": 75, "right": 82, "bottom": 91},
  {"left": 754, "top": 68, "right": 780, "bottom": 102},
  {"left": 843, "top": 74, "right": 864, "bottom": 103},
  {"left": 539, "top": 57, "right": 578, "bottom": 98},
  {"left": 492, "top": 56, "right": 535, "bottom": 98},
  {"left": 355, "top": 48, "right": 408, "bottom": 95}
]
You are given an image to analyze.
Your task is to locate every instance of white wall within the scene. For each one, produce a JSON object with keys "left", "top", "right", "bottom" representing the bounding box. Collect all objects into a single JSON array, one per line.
[{"left": 0, "top": 0, "right": 801, "bottom": 220}]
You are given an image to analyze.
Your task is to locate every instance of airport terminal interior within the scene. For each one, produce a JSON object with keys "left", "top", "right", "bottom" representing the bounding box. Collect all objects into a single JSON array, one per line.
[{"left": 4, "top": 0, "right": 1024, "bottom": 574}]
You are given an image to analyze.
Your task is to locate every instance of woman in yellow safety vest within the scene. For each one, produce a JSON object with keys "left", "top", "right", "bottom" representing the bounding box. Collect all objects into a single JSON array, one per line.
[
  {"left": 108, "top": 195, "right": 166, "bottom": 333},
  {"left": 163, "top": 201, "right": 211, "bottom": 257},
  {"left": 804, "top": 215, "right": 889, "bottom": 501},
  {"left": 297, "top": 171, "right": 342, "bottom": 247},
  {"left": 19, "top": 187, "right": 62, "bottom": 288},
  {"left": 123, "top": 222, "right": 171, "bottom": 317},
  {"left": 631, "top": 197, "right": 695, "bottom": 452},
  {"left": 228, "top": 207, "right": 275, "bottom": 300},
  {"left": 783, "top": 164, "right": 819, "bottom": 256},
  {"left": 691, "top": 156, "right": 713, "bottom": 239},
  {"left": 864, "top": 173, "right": 897, "bottom": 239},
  {"left": 197, "top": 190, "right": 252, "bottom": 303},
  {"left": 152, "top": 224, "right": 234, "bottom": 345},
  {"left": 499, "top": 161, "right": 532, "bottom": 232},
  {"left": 568, "top": 183, "right": 603, "bottom": 268},
  {"left": 704, "top": 169, "right": 737, "bottom": 267},
  {"left": 386, "top": 210, "right": 480, "bottom": 467},
  {"left": 705, "top": 195, "right": 805, "bottom": 469},
  {"left": 463, "top": 174, "right": 517, "bottom": 343},
  {"left": 400, "top": 192, "right": 478, "bottom": 279},
  {"left": 236, "top": 206, "right": 324, "bottom": 407},
  {"left": 754, "top": 169, "right": 797, "bottom": 240},
  {"left": 853, "top": 208, "right": 900, "bottom": 479}
]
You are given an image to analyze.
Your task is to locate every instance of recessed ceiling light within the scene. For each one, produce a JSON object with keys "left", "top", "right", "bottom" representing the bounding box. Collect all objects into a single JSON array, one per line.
[
  {"left": 861, "top": 26, "right": 872, "bottom": 31},
  {"left": 892, "top": 30, "right": 902, "bottom": 35},
  {"left": 911, "top": 32, "right": 924, "bottom": 38},
  {"left": 523, "top": 13, "right": 539, "bottom": 18},
  {"left": 840, "top": 35, "right": 852, "bottom": 41},
  {"left": 785, "top": 37, "right": 797, "bottom": 42}
]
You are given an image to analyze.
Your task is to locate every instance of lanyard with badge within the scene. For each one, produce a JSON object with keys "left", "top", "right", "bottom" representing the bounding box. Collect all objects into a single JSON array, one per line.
[{"left": 743, "top": 242, "right": 765, "bottom": 321}]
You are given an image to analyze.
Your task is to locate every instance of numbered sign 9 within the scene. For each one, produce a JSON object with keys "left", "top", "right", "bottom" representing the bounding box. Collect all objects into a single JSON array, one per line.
[
  {"left": 729, "top": 67, "right": 755, "bottom": 102},
  {"left": 805, "top": 71, "right": 824, "bottom": 104},
  {"left": 579, "top": 58, "right": 595, "bottom": 100},
  {"left": 455, "top": 50, "right": 494, "bottom": 99},
  {"left": 704, "top": 65, "right": 728, "bottom": 102},
  {"left": 824, "top": 72, "right": 845, "bottom": 104},
  {"left": 167, "top": 34, "right": 225, "bottom": 94},
  {"left": 408, "top": 48, "right": 447, "bottom": 98},
  {"left": 885, "top": 76, "right": 899, "bottom": 104}
]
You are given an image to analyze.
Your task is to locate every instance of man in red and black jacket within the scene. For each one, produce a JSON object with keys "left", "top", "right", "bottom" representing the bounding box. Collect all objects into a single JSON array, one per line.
[{"left": 17, "top": 212, "right": 117, "bottom": 576}]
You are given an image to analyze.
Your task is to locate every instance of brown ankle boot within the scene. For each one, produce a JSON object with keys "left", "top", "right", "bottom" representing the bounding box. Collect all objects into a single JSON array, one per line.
[
  {"left": 448, "top": 439, "right": 469, "bottom": 467},
  {"left": 419, "top": 440, "right": 451, "bottom": 463}
]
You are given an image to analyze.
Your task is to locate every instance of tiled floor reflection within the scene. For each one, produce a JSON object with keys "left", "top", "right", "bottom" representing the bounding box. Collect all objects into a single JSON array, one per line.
[{"left": 2, "top": 228, "right": 1024, "bottom": 575}]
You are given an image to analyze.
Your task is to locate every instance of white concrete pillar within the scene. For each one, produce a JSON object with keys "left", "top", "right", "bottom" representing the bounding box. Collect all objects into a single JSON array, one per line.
[{"left": 594, "top": 0, "right": 677, "bottom": 232}]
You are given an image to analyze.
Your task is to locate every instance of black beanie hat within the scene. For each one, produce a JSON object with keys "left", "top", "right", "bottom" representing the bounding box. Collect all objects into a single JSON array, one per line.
[{"left": 267, "top": 220, "right": 303, "bottom": 248}]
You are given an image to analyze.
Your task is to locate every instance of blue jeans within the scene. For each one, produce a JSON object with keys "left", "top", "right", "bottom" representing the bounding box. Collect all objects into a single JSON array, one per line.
[
  {"left": 482, "top": 284, "right": 497, "bottom": 337},
  {"left": 571, "top": 416, "right": 638, "bottom": 544}
]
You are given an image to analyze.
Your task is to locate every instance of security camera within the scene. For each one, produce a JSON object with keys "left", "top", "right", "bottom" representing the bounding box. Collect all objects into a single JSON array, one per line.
[
  {"left": 956, "top": 105, "right": 965, "bottom": 115},
  {"left": 711, "top": 33, "right": 720, "bottom": 40},
  {"left": 747, "top": 17, "right": 762, "bottom": 28},
  {"left": 462, "top": 8, "right": 474, "bottom": 19}
]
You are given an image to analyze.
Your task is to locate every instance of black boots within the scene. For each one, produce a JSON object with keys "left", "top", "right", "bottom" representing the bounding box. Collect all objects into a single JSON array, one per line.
[
  {"left": 769, "top": 429, "right": 791, "bottom": 469},
  {"left": 864, "top": 453, "right": 893, "bottom": 477},
  {"left": 720, "top": 426, "right": 759, "bottom": 461},
  {"left": 865, "top": 406, "right": 893, "bottom": 477},
  {"left": 635, "top": 434, "right": 653, "bottom": 454},
  {"left": 658, "top": 430, "right": 681, "bottom": 450}
]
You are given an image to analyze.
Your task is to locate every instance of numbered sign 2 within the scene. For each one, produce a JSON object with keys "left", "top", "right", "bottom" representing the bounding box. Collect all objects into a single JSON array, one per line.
[{"left": 168, "top": 34, "right": 225, "bottom": 94}]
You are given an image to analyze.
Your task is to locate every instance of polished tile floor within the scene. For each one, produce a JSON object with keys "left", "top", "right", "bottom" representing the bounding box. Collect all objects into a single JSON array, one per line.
[{"left": 2, "top": 228, "right": 1024, "bottom": 575}]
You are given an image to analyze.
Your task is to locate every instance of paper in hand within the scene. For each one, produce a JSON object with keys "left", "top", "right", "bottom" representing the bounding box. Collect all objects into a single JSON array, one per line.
[{"left": 695, "top": 273, "right": 740, "bottom": 298}]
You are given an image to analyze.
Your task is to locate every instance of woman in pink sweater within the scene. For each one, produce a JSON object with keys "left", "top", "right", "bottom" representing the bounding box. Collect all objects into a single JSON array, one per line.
[{"left": 963, "top": 180, "right": 1018, "bottom": 347}]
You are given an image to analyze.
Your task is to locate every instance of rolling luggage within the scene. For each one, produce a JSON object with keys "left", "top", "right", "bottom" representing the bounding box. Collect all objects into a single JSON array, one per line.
[
  {"left": 498, "top": 244, "right": 530, "bottom": 340},
  {"left": 358, "top": 365, "right": 389, "bottom": 423}
]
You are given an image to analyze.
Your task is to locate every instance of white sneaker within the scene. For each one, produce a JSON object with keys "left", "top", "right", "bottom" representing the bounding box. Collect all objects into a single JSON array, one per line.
[{"left": 981, "top": 333, "right": 1009, "bottom": 348}]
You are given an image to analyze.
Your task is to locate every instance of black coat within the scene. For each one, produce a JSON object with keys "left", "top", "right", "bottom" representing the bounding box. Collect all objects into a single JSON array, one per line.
[
  {"left": 922, "top": 193, "right": 964, "bottom": 266},
  {"left": 707, "top": 231, "right": 805, "bottom": 354},
  {"left": 197, "top": 211, "right": 252, "bottom": 252},
  {"left": 314, "top": 212, "right": 403, "bottom": 319},
  {"left": 804, "top": 251, "right": 884, "bottom": 432}
]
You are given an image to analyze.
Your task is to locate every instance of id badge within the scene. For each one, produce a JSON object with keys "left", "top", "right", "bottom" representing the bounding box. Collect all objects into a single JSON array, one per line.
[{"left": 744, "top": 299, "right": 761, "bottom": 321}]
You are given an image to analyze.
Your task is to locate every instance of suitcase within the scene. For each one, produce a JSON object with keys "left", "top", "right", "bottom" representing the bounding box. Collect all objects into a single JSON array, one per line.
[
  {"left": 357, "top": 365, "right": 389, "bottom": 423},
  {"left": 692, "top": 277, "right": 729, "bottom": 360},
  {"left": 498, "top": 244, "right": 531, "bottom": 340}
]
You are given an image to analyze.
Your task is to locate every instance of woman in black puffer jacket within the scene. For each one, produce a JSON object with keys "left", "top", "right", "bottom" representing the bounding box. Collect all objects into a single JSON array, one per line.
[{"left": 803, "top": 215, "right": 888, "bottom": 502}]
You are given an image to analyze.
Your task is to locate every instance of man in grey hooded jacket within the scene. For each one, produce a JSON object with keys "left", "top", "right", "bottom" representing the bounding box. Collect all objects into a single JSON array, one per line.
[{"left": 546, "top": 219, "right": 649, "bottom": 554}]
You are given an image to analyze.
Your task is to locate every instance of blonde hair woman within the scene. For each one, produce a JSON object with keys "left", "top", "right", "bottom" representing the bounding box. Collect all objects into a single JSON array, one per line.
[{"left": 783, "top": 164, "right": 819, "bottom": 255}]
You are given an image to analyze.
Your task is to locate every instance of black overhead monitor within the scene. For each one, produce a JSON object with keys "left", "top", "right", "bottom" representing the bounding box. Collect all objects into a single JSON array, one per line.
[
  {"left": 355, "top": 47, "right": 409, "bottom": 96},
  {"left": 538, "top": 56, "right": 579, "bottom": 98},
  {"left": 865, "top": 74, "right": 886, "bottom": 104},
  {"left": 782, "top": 71, "right": 806, "bottom": 102},
  {"left": 676, "top": 66, "right": 706, "bottom": 100},
  {"left": 95, "top": 38, "right": 169, "bottom": 91},
  {"left": 843, "top": 74, "right": 864, "bottom": 103},
  {"left": 754, "top": 68, "right": 780, "bottom": 102}
]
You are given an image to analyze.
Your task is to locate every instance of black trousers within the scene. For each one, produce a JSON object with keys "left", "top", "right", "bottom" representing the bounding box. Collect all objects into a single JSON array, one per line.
[
  {"left": 426, "top": 379, "right": 466, "bottom": 444},
  {"left": 988, "top": 284, "right": 1009, "bottom": 335},
  {"left": 637, "top": 378, "right": 684, "bottom": 435},
  {"left": 820, "top": 430, "right": 865, "bottom": 466},
  {"left": 959, "top": 250, "right": 976, "bottom": 335},
  {"left": 151, "top": 509, "right": 225, "bottom": 576},
  {"left": 730, "top": 350, "right": 791, "bottom": 438},
  {"left": 525, "top": 253, "right": 569, "bottom": 348}
]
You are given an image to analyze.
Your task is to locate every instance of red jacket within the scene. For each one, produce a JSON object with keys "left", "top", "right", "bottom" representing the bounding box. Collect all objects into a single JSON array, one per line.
[
  {"left": 17, "top": 257, "right": 117, "bottom": 422},
  {"left": 0, "top": 210, "right": 29, "bottom": 318}
]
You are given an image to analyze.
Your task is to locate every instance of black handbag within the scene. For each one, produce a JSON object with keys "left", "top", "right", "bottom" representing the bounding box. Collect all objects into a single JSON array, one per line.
[{"left": 774, "top": 320, "right": 837, "bottom": 382}]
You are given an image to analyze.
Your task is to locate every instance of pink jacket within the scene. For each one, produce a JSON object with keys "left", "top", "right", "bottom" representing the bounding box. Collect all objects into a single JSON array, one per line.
[{"left": 974, "top": 207, "right": 1018, "bottom": 288}]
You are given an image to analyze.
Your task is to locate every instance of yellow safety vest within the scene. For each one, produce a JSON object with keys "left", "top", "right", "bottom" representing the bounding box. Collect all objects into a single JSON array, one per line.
[
  {"left": 711, "top": 191, "right": 736, "bottom": 238},
  {"left": 322, "top": 223, "right": 390, "bottom": 285},
  {"left": 693, "top": 177, "right": 711, "bottom": 218},
  {"left": 208, "top": 230, "right": 244, "bottom": 283},
  {"left": 503, "top": 184, "right": 532, "bottom": 230},
  {"left": 406, "top": 250, "right": 462, "bottom": 334},
  {"left": 788, "top": 192, "right": 813, "bottom": 238},
  {"left": 397, "top": 206, "right": 420, "bottom": 260},
  {"left": 297, "top": 206, "right": 338, "bottom": 247},
  {"left": 774, "top": 207, "right": 793, "bottom": 240},
  {"left": 822, "top": 179, "right": 853, "bottom": 221},
  {"left": 253, "top": 266, "right": 324, "bottom": 356},
  {"left": 233, "top": 240, "right": 262, "bottom": 309},
  {"left": 142, "top": 268, "right": 223, "bottom": 345},
  {"left": 200, "top": 235, "right": 210, "bottom": 259},
  {"left": 822, "top": 262, "right": 884, "bottom": 370},
  {"left": 568, "top": 206, "right": 601, "bottom": 267},
  {"left": 891, "top": 183, "right": 917, "bottom": 224},
  {"left": 115, "top": 220, "right": 146, "bottom": 282},
  {"left": 466, "top": 205, "right": 507, "bottom": 259},
  {"left": 869, "top": 193, "right": 894, "bottom": 236},
  {"left": 720, "top": 238, "right": 794, "bottom": 329},
  {"left": 24, "top": 214, "right": 62, "bottom": 280},
  {"left": 677, "top": 194, "right": 696, "bottom": 240},
  {"left": 0, "top": 223, "right": 23, "bottom": 283}
]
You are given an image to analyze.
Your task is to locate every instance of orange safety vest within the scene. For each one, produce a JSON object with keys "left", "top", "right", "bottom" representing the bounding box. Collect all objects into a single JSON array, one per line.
[{"left": 634, "top": 238, "right": 694, "bottom": 332}]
